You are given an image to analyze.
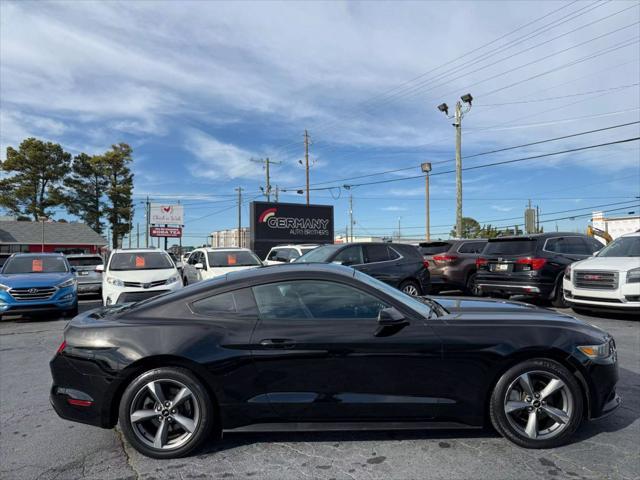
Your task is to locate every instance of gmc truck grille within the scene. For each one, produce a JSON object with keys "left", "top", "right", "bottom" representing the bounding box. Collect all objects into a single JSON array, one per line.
[
  {"left": 574, "top": 271, "right": 618, "bottom": 290},
  {"left": 9, "top": 287, "right": 57, "bottom": 301}
]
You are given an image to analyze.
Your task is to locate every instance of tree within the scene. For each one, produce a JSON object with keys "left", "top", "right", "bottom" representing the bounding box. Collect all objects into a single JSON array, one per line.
[
  {"left": 450, "top": 217, "right": 482, "bottom": 238},
  {"left": 0, "top": 138, "right": 71, "bottom": 220},
  {"left": 64, "top": 153, "right": 108, "bottom": 234},
  {"left": 102, "top": 143, "right": 134, "bottom": 248}
]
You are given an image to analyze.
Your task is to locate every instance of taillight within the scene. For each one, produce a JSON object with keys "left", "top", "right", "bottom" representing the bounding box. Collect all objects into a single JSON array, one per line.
[
  {"left": 432, "top": 255, "right": 459, "bottom": 263},
  {"left": 516, "top": 258, "right": 547, "bottom": 270},
  {"left": 56, "top": 340, "right": 66, "bottom": 355},
  {"left": 422, "top": 260, "right": 429, "bottom": 269},
  {"left": 67, "top": 398, "right": 93, "bottom": 407},
  {"left": 476, "top": 258, "right": 488, "bottom": 267}
]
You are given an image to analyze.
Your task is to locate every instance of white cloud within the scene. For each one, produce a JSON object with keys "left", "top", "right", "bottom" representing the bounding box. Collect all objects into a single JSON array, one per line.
[
  {"left": 381, "top": 205, "right": 407, "bottom": 211},
  {"left": 491, "top": 205, "right": 515, "bottom": 212}
]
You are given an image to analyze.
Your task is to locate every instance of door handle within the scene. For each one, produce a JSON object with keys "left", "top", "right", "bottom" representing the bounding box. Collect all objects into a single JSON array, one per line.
[{"left": 259, "top": 338, "right": 296, "bottom": 349}]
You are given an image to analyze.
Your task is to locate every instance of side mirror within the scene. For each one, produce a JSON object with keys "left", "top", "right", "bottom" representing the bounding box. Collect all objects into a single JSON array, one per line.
[
  {"left": 195, "top": 262, "right": 204, "bottom": 270},
  {"left": 331, "top": 260, "right": 344, "bottom": 265},
  {"left": 377, "top": 307, "right": 407, "bottom": 326},
  {"left": 95, "top": 264, "right": 104, "bottom": 273},
  {"left": 289, "top": 258, "right": 297, "bottom": 263}
]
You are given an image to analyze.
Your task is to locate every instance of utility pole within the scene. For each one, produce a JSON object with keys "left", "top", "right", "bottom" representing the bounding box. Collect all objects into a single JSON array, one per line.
[
  {"left": 536, "top": 205, "right": 540, "bottom": 233},
  {"left": 304, "top": 129, "right": 310, "bottom": 206},
  {"left": 397, "top": 217, "right": 402, "bottom": 242},
  {"left": 421, "top": 163, "right": 432, "bottom": 241},
  {"left": 136, "top": 223, "right": 140, "bottom": 248},
  {"left": 275, "top": 185, "right": 279, "bottom": 203},
  {"left": 349, "top": 193, "right": 354, "bottom": 242},
  {"left": 145, "top": 195, "right": 150, "bottom": 247},
  {"left": 437, "top": 94, "right": 472, "bottom": 239},
  {"left": 252, "top": 158, "right": 281, "bottom": 202},
  {"left": 235, "top": 187, "right": 243, "bottom": 247}
]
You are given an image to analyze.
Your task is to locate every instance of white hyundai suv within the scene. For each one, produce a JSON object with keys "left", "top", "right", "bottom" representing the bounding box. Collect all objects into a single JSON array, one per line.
[
  {"left": 563, "top": 232, "right": 640, "bottom": 313},
  {"left": 98, "top": 248, "right": 182, "bottom": 306}
]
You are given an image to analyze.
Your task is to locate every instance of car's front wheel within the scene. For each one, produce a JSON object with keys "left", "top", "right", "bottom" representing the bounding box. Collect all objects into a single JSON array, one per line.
[
  {"left": 489, "top": 358, "right": 583, "bottom": 449},
  {"left": 119, "top": 367, "right": 215, "bottom": 459}
]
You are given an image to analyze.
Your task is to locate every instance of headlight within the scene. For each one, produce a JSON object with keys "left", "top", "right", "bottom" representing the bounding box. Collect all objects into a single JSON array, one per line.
[
  {"left": 564, "top": 264, "right": 572, "bottom": 280},
  {"left": 626, "top": 267, "right": 640, "bottom": 284},
  {"left": 58, "top": 278, "right": 77, "bottom": 289},
  {"left": 166, "top": 275, "right": 179, "bottom": 284},
  {"left": 577, "top": 339, "right": 615, "bottom": 360},
  {"left": 106, "top": 276, "right": 124, "bottom": 287},
  {"left": 0, "top": 283, "right": 9, "bottom": 292}
]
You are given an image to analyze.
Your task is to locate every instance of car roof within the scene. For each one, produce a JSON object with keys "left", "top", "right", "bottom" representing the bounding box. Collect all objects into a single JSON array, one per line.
[
  {"left": 112, "top": 248, "right": 163, "bottom": 253},
  {"left": 620, "top": 231, "right": 640, "bottom": 238},
  {"left": 65, "top": 253, "right": 102, "bottom": 257},
  {"left": 488, "top": 232, "right": 584, "bottom": 241},
  {"left": 224, "top": 262, "right": 356, "bottom": 284},
  {"left": 10, "top": 252, "right": 65, "bottom": 256},
  {"left": 199, "top": 247, "right": 253, "bottom": 252}
]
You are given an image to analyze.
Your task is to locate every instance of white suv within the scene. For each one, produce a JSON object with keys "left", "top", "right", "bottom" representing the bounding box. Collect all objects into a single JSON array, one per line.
[
  {"left": 264, "top": 244, "right": 319, "bottom": 265},
  {"left": 563, "top": 232, "right": 640, "bottom": 313},
  {"left": 98, "top": 248, "right": 182, "bottom": 306},
  {"left": 182, "top": 248, "right": 262, "bottom": 285}
]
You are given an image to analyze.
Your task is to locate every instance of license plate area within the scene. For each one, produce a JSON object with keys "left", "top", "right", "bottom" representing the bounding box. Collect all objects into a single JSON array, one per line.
[
  {"left": 491, "top": 263, "right": 512, "bottom": 273},
  {"left": 78, "top": 271, "right": 89, "bottom": 276}
]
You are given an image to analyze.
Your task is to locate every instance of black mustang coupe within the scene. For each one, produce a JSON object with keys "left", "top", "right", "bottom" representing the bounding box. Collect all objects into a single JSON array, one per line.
[{"left": 50, "top": 263, "right": 620, "bottom": 459}]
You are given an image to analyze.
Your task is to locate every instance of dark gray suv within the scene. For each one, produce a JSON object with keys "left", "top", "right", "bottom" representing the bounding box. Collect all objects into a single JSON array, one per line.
[{"left": 419, "top": 239, "right": 487, "bottom": 294}]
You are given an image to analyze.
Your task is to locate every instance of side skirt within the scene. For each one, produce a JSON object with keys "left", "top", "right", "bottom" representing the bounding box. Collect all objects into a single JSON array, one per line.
[{"left": 224, "top": 421, "right": 480, "bottom": 433}]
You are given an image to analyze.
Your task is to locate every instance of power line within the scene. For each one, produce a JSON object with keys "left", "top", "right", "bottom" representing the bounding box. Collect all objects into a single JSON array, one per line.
[{"left": 282, "top": 121, "right": 639, "bottom": 190}]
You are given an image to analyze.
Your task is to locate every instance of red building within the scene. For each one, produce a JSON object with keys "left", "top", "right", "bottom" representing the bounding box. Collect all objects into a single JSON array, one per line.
[{"left": 0, "top": 220, "right": 107, "bottom": 254}]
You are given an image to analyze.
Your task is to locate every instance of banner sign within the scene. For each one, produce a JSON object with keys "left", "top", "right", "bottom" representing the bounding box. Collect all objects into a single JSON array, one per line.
[
  {"left": 150, "top": 204, "right": 184, "bottom": 225},
  {"left": 150, "top": 226, "right": 182, "bottom": 238},
  {"left": 250, "top": 201, "right": 334, "bottom": 258}
]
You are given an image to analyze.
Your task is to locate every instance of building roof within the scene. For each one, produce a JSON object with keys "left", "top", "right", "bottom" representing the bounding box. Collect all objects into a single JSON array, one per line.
[{"left": 0, "top": 221, "right": 107, "bottom": 246}]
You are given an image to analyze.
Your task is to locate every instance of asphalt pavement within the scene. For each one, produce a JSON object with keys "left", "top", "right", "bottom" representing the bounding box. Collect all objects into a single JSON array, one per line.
[{"left": 0, "top": 297, "right": 638, "bottom": 480}]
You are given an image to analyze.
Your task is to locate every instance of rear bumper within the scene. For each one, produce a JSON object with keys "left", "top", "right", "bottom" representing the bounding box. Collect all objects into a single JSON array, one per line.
[
  {"left": 476, "top": 280, "right": 554, "bottom": 298},
  {"left": 77, "top": 283, "right": 101, "bottom": 294}
]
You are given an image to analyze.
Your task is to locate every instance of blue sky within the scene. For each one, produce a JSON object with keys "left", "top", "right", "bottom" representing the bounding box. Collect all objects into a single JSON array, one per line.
[{"left": 1, "top": 0, "right": 639, "bottom": 245}]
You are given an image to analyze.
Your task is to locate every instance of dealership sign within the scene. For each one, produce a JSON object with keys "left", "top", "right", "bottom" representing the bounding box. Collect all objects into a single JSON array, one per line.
[
  {"left": 250, "top": 201, "right": 334, "bottom": 258},
  {"left": 150, "top": 226, "right": 182, "bottom": 238},
  {"left": 150, "top": 204, "right": 184, "bottom": 225}
]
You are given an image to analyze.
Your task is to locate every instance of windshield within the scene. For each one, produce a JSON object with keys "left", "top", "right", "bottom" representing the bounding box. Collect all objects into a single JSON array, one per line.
[
  {"left": 109, "top": 252, "right": 174, "bottom": 271},
  {"left": 484, "top": 239, "right": 536, "bottom": 256},
  {"left": 2, "top": 255, "right": 69, "bottom": 274},
  {"left": 300, "top": 247, "right": 317, "bottom": 255},
  {"left": 354, "top": 270, "right": 437, "bottom": 318},
  {"left": 296, "top": 245, "right": 340, "bottom": 262},
  {"left": 597, "top": 236, "right": 640, "bottom": 257},
  {"left": 208, "top": 251, "right": 261, "bottom": 267},
  {"left": 67, "top": 256, "right": 103, "bottom": 267}
]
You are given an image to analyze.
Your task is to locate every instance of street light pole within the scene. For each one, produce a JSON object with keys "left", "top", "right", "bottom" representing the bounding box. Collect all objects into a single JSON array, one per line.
[
  {"left": 421, "top": 162, "right": 432, "bottom": 241},
  {"left": 437, "top": 94, "right": 472, "bottom": 239}
]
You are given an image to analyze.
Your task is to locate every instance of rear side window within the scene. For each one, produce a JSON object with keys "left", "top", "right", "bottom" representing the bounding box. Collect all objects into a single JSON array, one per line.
[
  {"left": 419, "top": 242, "right": 452, "bottom": 255},
  {"left": 190, "top": 289, "right": 256, "bottom": 316},
  {"left": 364, "top": 244, "right": 390, "bottom": 263},
  {"left": 484, "top": 239, "right": 537, "bottom": 256},
  {"left": 458, "top": 242, "right": 486, "bottom": 254},
  {"left": 545, "top": 237, "right": 591, "bottom": 255},
  {"left": 334, "top": 245, "right": 364, "bottom": 265}
]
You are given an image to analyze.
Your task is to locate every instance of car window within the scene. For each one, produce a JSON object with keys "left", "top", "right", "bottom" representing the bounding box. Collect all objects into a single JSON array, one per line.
[
  {"left": 188, "top": 252, "right": 198, "bottom": 265},
  {"left": 458, "top": 242, "right": 486, "bottom": 254},
  {"left": 2, "top": 255, "right": 69, "bottom": 274},
  {"left": 191, "top": 288, "right": 257, "bottom": 316},
  {"left": 267, "top": 249, "right": 279, "bottom": 261},
  {"left": 67, "top": 256, "right": 103, "bottom": 266},
  {"left": 334, "top": 245, "right": 364, "bottom": 265},
  {"left": 208, "top": 251, "right": 261, "bottom": 267},
  {"left": 109, "top": 252, "right": 174, "bottom": 271},
  {"left": 587, "top": 237, "right": 605, "bottom": 253},
  {"left": 252, "top": 280, "right": 389, "bottom": 320},
  {"left": 545, "top": 237, "right": 591, "bottom": 255},
  {"left": 388, "top": 246, "right": 401, "bottom": 260},
  {"left": 364, "top": 244, "right": 390, "bottom": 263},
  {"left": 484, "top": 239, "right": 537, "bottom": 256},
  {"left": 597, "top": 236, "right": 640, "bottom": 257},
  {"left": 418, "top": 242, "right": 451, "bottom": 255},
  {"left": 289, "top": 250, "right": 301, "bottom": 260}
]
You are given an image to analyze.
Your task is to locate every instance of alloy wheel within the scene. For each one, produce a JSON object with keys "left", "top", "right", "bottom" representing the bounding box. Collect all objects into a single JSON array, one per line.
[
  {"left": 402, "top": 284, "right": 420, "bottom": 296},
  {"left": 129, "top": 379, "right": 200, "bottom": 450},
  {"left": 503, "top": 370, "right": 573, "bottom": 440}
]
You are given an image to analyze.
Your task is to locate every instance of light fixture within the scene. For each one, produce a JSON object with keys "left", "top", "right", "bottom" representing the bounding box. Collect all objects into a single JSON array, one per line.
[
  {"left": 437, "top": 103, "right": 449, "bottom": 115},
  {"left": 421, "top": 162, "right": 432, "bottom": 173},
  {"left": 461, "top": 93, "right": 473, "bottom": 105}
]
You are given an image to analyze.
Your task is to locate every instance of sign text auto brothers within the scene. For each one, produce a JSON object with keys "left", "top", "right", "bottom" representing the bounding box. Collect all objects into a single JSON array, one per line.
[{"left": 250, "top": 201, "right": 334, "bottom": 258}]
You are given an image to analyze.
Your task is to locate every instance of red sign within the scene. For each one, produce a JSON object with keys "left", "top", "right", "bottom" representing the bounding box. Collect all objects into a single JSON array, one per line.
[{"left": 150, "top": 226, "right": 182, "bottom": 238}]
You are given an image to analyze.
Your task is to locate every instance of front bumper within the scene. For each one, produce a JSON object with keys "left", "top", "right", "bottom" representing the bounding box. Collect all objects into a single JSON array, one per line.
[
  {"left": 103, "top": 280, "right": 181, "bottom": 305},
  {"left": 563, "top": 277, "right": 640, "bottom": 312},
  {"left": 0, "top": 286, "right": 77, "bottom": 315}
]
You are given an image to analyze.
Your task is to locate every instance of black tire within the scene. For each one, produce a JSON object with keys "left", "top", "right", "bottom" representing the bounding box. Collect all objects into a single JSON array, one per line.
[
  {"left": 465, "top": 272, "right": 479, "bottom": 296},
  {"left": 489, "top": 358, "right": 583, "bottom": 449},
  {"left": 119, "top": 367, "right": 215, "bottom": 459},
  {"left": 182, "top": 277, "right": 188, "bottom": 286},
  {"left": 399, "top": 280, "right": 422, "bottom": 296},
  {"left": 65, "top": 303, "right": 79, "bottom": 318},
  {"left": 550, "top": 276, "right": 568, "bottom": 308}
]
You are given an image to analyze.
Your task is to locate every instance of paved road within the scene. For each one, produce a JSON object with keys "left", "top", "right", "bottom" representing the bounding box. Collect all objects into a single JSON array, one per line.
[{"left": 1, "top": 299, "right": 638, "bottom": 480}]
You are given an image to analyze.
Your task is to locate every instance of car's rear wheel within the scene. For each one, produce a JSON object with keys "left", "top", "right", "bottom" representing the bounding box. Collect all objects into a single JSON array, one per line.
[
  {"left": 399, "top": 280, "right": 421, "bottom": 296},
  {"left": 119, "top": 367, "right": 215, "bottom": 459},
  {"left": 551, "top": 277, "right": 568, "bottom": 308},
  {"left": 465, "top": 272, "right": 479, "bottom": 296},
  {"left": 490, "top": 358, "right": 583, "bottom": 449}
]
